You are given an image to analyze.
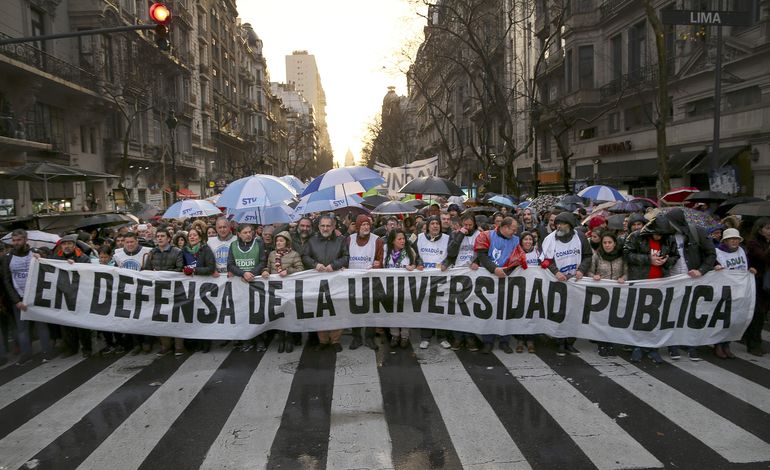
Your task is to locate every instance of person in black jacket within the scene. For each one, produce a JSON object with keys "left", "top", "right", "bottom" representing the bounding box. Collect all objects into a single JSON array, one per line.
[
  {"left": 142, "top": 229, "right": 184, "bottom": 356},
  {"left": 665, "top": 208, "right": 716, "bottom": 361},
  {"left": 50, "top": 234, "right": 93, "bottom": 358},
  {"left": 302, "top": 215, "right": 349, "bottom": 352}
]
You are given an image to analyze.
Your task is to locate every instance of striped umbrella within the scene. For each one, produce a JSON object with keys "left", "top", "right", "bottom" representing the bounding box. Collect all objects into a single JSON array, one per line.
[
  {"left": 577, "top": 185, "right": 626, "bottom": 202},
  {"left": 293, "top": 186, "right": 365, "bottom": 215},
  {"left": 227, "top": 203, "right": 296, "bottom": 225},
  {"left": 300, "top": 166, "right": 384, "bottom": 197},
  {"left": 218, "top": 175, "right": 297, "bottom": 211}
]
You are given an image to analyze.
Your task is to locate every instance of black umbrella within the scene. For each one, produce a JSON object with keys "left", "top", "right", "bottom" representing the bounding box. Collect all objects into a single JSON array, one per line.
[
  {"left": 405, "top": 199, "right": 428, "bottom": 209},
  {"left": 685, "top": 190, "right": 730, "bottom": 203},
  {"left": 608, "top": 201, "right": 644, "bottom": 213},
  {"left": 129, "top": 202, "right": 160, "bottom": 221},
  {"left": 398, "top": 176, "right": 465, "bottom": 196},
  {"left": 716, "top": 196, "right": 763, "bottom": 217},
  {"left": 462, "top": 206, "right": 498, "bottom": 215},
  {"left": 607, "top": 214, "right": 627, "bottom": 231},
  {"left": 728, "top": 201, "right": 770, "bottom": 217},
  {"left": 371, "top": 201, "right": 418, "bottom": 215},
  {"left": 0, "top": 162, "right": 118, "bottom": 210},
  {"left": 73, "top": 213, "right": 140, "bottom": 230},
  {"left": 560, "top": 195, "right": 585, "bottom": 205},
  {"left": 361, "top": 195, "right": 390, "bottom": 209}
]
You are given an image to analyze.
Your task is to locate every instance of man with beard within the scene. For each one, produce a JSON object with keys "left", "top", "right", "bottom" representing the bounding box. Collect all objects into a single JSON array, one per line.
[
  {"left": 440, "top": 212, "right": 452, "bottom": 235},
  {"left": 227, "top": 224, "right": 268, "bottom": 351},
  {"left": 292, "top": 216, "right": 314, "bottom": 254},
  {"left": 1, "top": 229, "right": 53, "bottom": 364},
  {"left": 302, "top": 215, "right": 349, "bottom": 352},
  {"left": 50, "top": 234, "right": 93, "bottom": 358},
  {"left": 346, "top": 214, "right": 384, "bottom": 350},
  {"left": 540, "top": 212, "right": 592, "bottom": 356},
  {"left": 447, "top": 213, "right": 481, "bottom": 351},
  {"left": 519, "top": 208, "right": 538, "bottom": 233},
  {"left": 664, "top": 207, "right": 716, "bottom": 361},
  {"left": 207, "top": 216, "right": 236, "bottom": 277},
  {"left": 537, "top": 211, "right": 558, "bottom": 243},
  {"left": 416, "top": 216, "right": 451, "bottom": 349},
  {"left": 474, "top": 217, "right": 526, "bottom": 354}
]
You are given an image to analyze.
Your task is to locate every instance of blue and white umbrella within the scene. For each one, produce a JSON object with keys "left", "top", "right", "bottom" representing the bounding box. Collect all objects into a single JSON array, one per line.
[
  {"left": 488, "top": 195, "right": 517, "bottom": 208},
  {"left": 280, "top": 175, "right": 306, "bottom": 193},
  {"left": 162, "top": 200, "right": 222, "bottom": 219},
  {"left": 577, "top": 185, "right": 626, "bottom": 202},
  {"left": 518, "top": 201, "right": 532, "bottom": 209},
  {"left": 293, "top": 186, "right": 364, "bottom": 215},
  {"left": 218, "top": 174, "right": 297, "bottom": 211},
  {"left": 300, "top": 166, "right": 384, "bottom": 197},
  {"left": 227, "top": 203, "right": 296, "bottom": 225}
]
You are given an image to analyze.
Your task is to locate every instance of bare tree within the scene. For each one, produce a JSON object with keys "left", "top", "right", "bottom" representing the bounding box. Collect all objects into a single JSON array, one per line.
[{"left": 644, "top": 0, "right": 671, "bottom": 194}]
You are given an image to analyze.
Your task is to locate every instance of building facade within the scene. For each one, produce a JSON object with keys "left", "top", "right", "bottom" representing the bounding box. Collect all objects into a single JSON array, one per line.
[{"left": 0, "top": 0, "right": 297, "bottom": 216}]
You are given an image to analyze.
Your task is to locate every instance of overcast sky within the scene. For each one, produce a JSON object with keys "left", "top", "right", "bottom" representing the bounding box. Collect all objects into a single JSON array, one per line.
[{"left": 237, "top": 0, "right": 427, "bottom": 165}]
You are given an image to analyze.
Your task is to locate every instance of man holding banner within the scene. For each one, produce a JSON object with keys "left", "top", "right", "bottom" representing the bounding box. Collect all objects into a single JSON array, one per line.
[
  {"left": 302, "top": 214, "right": 349, "bottom": 352},
  {"left": 540, "top": 212, "right": 592, "bottom": 357},
  {"left": 346, "top": 214, "right": 383, "bottom": 350},
  {"left": 228, "top": 223, "right": 267, "bottom": 351}
]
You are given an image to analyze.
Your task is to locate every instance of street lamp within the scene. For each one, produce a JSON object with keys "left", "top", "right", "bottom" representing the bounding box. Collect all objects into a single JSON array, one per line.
[
  {"left": 493, "top": 153, "right": 507, "bottom": 194},
  {"left": 165, "top": 109, "right": 178, "bottom": 203}
]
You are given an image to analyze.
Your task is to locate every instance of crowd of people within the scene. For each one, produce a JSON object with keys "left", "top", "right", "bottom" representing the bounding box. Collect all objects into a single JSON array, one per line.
[{"left": 0, "top": 199, "right": 767, "bottom": 366}]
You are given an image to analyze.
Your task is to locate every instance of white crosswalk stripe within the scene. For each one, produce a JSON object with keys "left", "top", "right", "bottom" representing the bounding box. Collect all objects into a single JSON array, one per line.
[
  {"left": 495, "top": 350, "right": 663, "bottom": 469},
  {"left": 416, "top": 344, "right": 531, "bottom": 469},
  {"left": 78, "top": 351, "right": 230, "bottom": 470},
  {"left": 0, "top": 338, "right": 768, "bottom": 469},
  {"left": 0, "top": 354, "right": 83, "bottom": 410},
  {"left": 580, "top": 348, "right": 770, "bottom": 464},
  {"left": 200, "top": 344, "right": 301, "bottom": 469},
  {"left": 0, "top": 354, "right": 154, "bottom": 470},
  {"left": 326, "top": 337, "right": 393, "bottom": 470}
]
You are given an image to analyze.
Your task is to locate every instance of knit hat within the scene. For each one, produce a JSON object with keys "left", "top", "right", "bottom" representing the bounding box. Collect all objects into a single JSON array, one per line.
[
  {"left": 554, "top": 212, "right": 577, "bottom": 228},
  {"left": 60, "top": 234, "right": 78, "bottom": 243},
  {"left": 588, "top": 215, "right": 606, "bottom": 231},
  {"left": 356, "top": 214, "right": 372, "bottom": 228},
  {"left": 721, "top": 228, "right": 742, "bottom": 242}
]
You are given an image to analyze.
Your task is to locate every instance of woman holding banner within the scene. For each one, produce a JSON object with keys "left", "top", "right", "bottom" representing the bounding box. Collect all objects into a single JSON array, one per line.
[
  {"left": 262, "top": 231, "right": 304, "bottom": 353},
  {"left": 587, "top": 231, "right": 627, "bottom": 357},
  {"left": 383, "top": 228, "right": 422, "bottom": 348},
  {"left": 181, "top": 228, "right": 216, "bottom": 353}
]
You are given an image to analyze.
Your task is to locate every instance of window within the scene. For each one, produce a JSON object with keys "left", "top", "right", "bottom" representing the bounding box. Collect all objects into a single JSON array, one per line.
[
  {"left": 80, "top": 126, "right": 87, "bottom": 153},
  {"left": 685, "top": 97, "right": 714, "bottom": 117},
  {"left": 579, "top": 127, "right": 597, "bottom": 140},
  {"left": 565, "top": 49, "right": 573, "bottom": 93},
  {"left": 726, "top": 86, "right": 761, "bottom": 110},
  {"left": 608, "top": 112, "right": 620, "bottom": 134},
  {"left": 540, "top": 132, "right": 551, "bottom": 161},
  {"left": 628, "top": 21, "right": 646, "bottom": 80},
  {"left": 578, "top": 45, "right": 594, "bottom": 89},
  {"left": 610, "top": 34, "right": 622, "bottom": 81},
  {"left": 624, "top": 103, "right": 652, "bottom": 130},
  {"left": 90, "top": 127, "right": 96, "bottom": 154}
]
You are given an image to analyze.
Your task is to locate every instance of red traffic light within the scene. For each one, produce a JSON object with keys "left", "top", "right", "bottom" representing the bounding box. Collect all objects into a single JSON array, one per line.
[{"left": 149, "top": 2, "right": 171, "bottom": 24}]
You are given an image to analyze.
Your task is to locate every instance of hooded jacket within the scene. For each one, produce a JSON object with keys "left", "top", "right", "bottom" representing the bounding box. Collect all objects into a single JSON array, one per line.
[
  {"left": 666, "top": 208, "right": 716, "bottom": 274},
  {"left": 623, "top": 215, "right": 680, "bottom": 280}
]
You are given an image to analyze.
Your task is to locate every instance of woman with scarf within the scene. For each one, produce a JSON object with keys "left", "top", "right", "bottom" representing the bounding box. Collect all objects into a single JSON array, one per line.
[
  {"left": 384, "top": 228, "right": 422, "bottom": 348},
  {"left": 181, "top": 227, "right": 216, "bottom": 352},
  {"left": 714, "top": 228, "right": 755, "bottom": 358},
  {"left": 587, "top": 230, "right": 627, "bottom": 357},
  {"left": 516, "top": 231, "right": 541, "bottom": 353},
  {"left": 262, "top": 231, "right": 304, "bottom": 352}
]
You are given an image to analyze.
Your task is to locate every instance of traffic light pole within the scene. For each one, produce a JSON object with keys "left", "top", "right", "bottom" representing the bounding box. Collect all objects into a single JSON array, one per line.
[{"left": 0, "top": 24, "right": 156, "bottom": 46}]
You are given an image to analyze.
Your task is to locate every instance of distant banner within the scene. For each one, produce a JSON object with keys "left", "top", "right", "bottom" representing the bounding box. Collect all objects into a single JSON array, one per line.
[
  {"left": 22, "top": 259, "right": 755, "bottom": 347},
  {"left": 373, "top": 156, "right": 439, "bottom": 197}
]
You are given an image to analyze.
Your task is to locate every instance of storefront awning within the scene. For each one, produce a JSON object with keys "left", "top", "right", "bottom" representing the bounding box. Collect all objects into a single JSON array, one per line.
[
  {"left": 163, "top": 187, "right": 199, "bottom": 199},
  {"left": 687, "top": 146, "right": 747, "bottom": 174}
]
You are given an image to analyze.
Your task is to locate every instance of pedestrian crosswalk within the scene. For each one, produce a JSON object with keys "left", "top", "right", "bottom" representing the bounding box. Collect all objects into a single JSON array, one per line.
[{"left": 0, "top": 335, "right": 768, "bottom": 469}]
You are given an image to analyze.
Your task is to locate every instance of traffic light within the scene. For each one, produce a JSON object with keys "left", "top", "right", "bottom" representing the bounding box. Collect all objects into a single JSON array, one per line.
[{"left": 149, "top": 2, "right": 172, "bottom": 50}]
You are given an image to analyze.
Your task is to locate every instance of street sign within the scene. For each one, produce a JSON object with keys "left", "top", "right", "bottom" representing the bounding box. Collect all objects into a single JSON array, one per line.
[{"left": 661, "top": 10, "right": 753, "bottom": 26}]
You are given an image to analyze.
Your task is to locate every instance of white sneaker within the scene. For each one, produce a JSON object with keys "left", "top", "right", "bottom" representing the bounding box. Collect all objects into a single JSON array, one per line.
[
  {"left": 419, "top": 340, "right": 430, "bottom": 349},
  {"left": 439, "top": 339, "right": 452, "bottom": 349}
]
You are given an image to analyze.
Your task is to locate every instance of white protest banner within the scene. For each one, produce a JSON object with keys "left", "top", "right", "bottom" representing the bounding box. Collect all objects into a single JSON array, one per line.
[
  {"left": 373, "top": 156, "right": 438, "bottom": 197},
  {"left": 23, "top": 259, "right": 754, "bottom": 348}
]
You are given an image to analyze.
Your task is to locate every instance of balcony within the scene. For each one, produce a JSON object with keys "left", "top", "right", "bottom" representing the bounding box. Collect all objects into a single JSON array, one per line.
[
  {"left": 600, "top": 62, "right": 668, "bottom": 99},
  {"left": 0, "top": 32, "right": 98, "bottom": 92},
  {"left": 565, "top": 0, "right": 597, "bottom": 31},
  {"left": 599, "top": 0, "right": 634, "bottom": 21},
  {"left": 172, "top": 0, "right": 194, "bottom": 27}
]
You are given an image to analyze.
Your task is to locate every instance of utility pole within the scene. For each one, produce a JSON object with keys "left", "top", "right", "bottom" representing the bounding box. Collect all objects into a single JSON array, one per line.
[{"left": 166, "top": 109, "right": 178, "bottom": 204}]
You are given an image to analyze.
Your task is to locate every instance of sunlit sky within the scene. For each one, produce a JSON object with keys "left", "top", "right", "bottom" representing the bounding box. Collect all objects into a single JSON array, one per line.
[{"left": 237, "top": 0, "right": 427, "bottom": 166}]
